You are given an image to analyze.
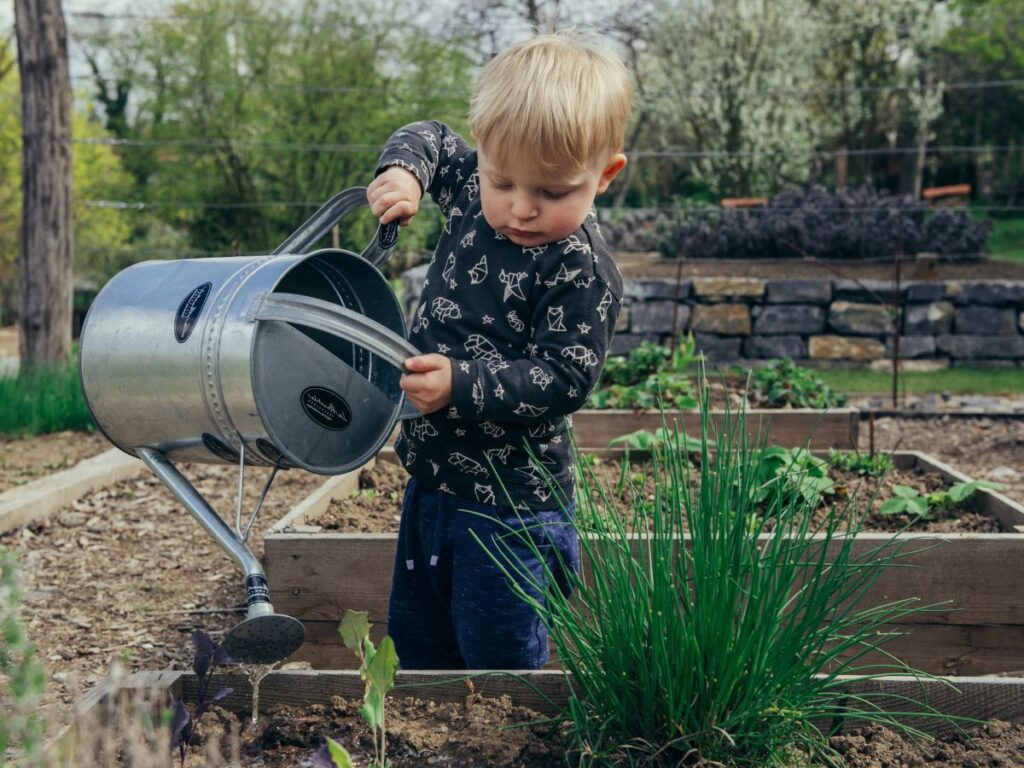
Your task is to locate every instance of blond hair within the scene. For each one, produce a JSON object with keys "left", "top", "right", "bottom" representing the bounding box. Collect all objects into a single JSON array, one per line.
[{"left": 469, "top": 32, "right": 634, "bottom": 172}]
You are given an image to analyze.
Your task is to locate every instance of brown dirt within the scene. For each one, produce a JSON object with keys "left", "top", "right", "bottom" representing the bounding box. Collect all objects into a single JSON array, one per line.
[
  {"left": 302, "top": 456, "right": 1003, "bottom": 535},
  {"left": 184, "top": 698, "right": 1024, "bottom": 768},
  {"left": 0, "top": 430, "right": 112, "bottom": 493},
  {"left": 863, "top": 416, "right": 1024, "bottom": 508},
  {"left": 189, "top": 694, "right": 567, "bottom": 767}
]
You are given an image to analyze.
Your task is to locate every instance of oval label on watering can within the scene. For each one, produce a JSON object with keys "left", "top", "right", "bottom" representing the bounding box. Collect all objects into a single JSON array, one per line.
[
  {"left": 202, "top": 432, "right": 239, "bottom": 462},
  {"left": 174, "top": 282, "right": 212, "bottom": 343},
  {"left": 300, "top": 386, "right": 352, "bottom": 431}
]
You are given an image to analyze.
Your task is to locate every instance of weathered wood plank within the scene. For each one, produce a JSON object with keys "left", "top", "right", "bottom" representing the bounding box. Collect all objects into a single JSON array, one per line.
[
  {"left": 267, "top": 532, "right": 1024, "bottom": 628},
  {"left": 0, "top": 448, "right": 144, "bottom": 533}
]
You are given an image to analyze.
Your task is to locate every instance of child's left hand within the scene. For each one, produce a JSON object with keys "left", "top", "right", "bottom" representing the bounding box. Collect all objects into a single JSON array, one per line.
[{"left": 400, "top": 354, "right": 453, "bottom": 415}]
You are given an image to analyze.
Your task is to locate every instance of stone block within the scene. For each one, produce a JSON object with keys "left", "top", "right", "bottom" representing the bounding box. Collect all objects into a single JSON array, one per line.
[
  {"left": 808, "top": 336, "right": 886, "bottom": 360},
  {"left": 868, "top": 358, "right": 949, "bottom": 373},
  {"left": 832, "top": 279, "right": 900, "bottom": 302},
  {"left": 610, "top": 332, "right": 661, "bottom": 356},
  {"left": 692, "top": 277, "right": 764, "bottom": 302},
  {"left": 690, "top": 303, "right": 751, "bottom": 335},
  {"left": 752, "top": 305, "right": 825, "bottom": 335},
  {"left": 884, "top": 335, "right": 937, "bottom": 359},
  {"left": 903, "top": 302, "right": 953, "bottom": 335},
  {"left": 692, "top": 333, "right": 742, "bottom": 362},
  {"left": 743, "top": 335, "right": 807, "bottom": 359},
  {"left": 622, "top": 278, "right": 690, "bottom": 301},
  {"left": 764, "top": 280, "right": 832, "bottom": 304},
  {"left": 904, "top": 281, "right": 947, "bottom": 302},
  {"left": 954, "top": 306, "right": 1018, "bottom": 336},
  {"left": 936, "top": 334, "right": 1024, "bottom": 359},
  {"left": 629, "top": 301, "right": 690, "bottom": 334},
  {"left": 954, "top": 280, "right": 1024, "bottom": 307},
  {"left": 828, "top": 301, "right": 892, "bottom": 336}
]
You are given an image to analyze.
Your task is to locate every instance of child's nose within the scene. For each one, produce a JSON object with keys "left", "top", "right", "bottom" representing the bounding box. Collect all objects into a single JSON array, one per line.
[{"left": 510, "top": 195, "right": 538, "bottom": 220}]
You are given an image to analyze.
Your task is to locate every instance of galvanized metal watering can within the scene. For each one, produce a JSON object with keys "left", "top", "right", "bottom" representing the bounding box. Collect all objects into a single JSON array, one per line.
[{"left": 79, "top": 188, "right": 419, "bottom": 664}]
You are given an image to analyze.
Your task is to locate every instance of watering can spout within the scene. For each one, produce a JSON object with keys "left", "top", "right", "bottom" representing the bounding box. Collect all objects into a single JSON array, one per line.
[{"left": 137, "top": 448, "right": 305, "bottom": 664}]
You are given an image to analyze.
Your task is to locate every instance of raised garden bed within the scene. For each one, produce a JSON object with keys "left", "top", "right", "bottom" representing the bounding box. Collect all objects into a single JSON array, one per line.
[
  {"left": 74, "top": 668, "right": 1024, "bottom": 765},
  {"left": 264, "top": 450, "right": 1024, "bottom": 674}
]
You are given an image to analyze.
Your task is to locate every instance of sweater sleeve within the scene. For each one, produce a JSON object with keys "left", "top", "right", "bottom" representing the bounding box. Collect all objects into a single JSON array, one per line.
[
  {"left": 447, "top": 244, "right": 622, "bottom": 423},
  {"left": 375, "top": 121, "right": 477, "bottom": 217}
]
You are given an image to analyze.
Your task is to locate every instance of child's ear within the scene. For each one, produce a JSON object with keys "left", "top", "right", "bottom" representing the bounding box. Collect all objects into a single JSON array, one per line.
[{"left": 596, "top": 154, "right": 628, "bottom": 194}]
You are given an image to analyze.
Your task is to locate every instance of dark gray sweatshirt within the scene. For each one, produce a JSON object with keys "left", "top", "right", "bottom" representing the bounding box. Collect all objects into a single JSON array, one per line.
[{"left": 378, "top": 121, "right": 623, "bottom": 510}]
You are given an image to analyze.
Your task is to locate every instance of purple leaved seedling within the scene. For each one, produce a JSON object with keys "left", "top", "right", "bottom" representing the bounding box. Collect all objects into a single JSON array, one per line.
[{"left": 168, "top": 629, "right": 234, "bottom": 766}]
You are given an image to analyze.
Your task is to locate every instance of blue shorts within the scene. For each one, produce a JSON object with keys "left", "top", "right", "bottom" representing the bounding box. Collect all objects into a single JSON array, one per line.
[{"left": 387, "top": 477, "right": 579, "bottom": 670}]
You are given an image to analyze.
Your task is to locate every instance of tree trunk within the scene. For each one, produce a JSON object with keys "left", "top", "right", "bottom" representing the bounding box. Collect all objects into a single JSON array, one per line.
[{"left": 14, "top": 0, "right": 73, "bottom": 370}]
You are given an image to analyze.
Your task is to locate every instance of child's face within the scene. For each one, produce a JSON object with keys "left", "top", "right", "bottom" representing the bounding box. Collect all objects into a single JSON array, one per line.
[{"left": 477, "top": 147, "right": 626, "bottom": 248}]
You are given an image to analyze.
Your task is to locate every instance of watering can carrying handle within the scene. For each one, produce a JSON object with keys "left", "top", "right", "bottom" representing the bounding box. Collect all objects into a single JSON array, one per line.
[{"left": 272, "top": 186, "right": 399, "bottom": 267}]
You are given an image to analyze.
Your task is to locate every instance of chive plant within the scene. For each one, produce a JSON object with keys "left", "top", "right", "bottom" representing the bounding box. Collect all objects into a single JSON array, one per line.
[{"left": 483, "top": 391, "right": 953, "bottom": 767}]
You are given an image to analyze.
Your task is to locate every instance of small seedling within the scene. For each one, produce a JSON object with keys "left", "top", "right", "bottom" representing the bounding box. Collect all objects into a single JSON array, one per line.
[
  {"left": 879, "top": 480, "right": 1004, "bottom": 520},
  {"left": 312, "top": 738, "right": 355, "bottom": 768},
  {"left": 168, "top": 630, "right": 234, "bottom": 766},
  {"left": 748, "top": 358, "right": 849, "bottom": 409},
  {"left": 326, "top": 609, "right": 399, "bottom": 768}
]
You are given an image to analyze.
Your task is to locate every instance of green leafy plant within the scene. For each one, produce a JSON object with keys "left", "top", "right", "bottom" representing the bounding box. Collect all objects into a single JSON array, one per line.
[
  {"left": 828, "top": 449, "right": 894, "bottom": 477},
  {"left": 753, "top": 445, "right": 835, "bottom": 506},
  {"left": 486, "top": 395, "right": 954, "bottom": 766},
  {"left": 880, "top": 480, "right": 1004, "bottom": 520},
  {"left": 0, "top": 359, "right": 95, "bottom": 436},
  {"left": 748, "top": 358, "right": 849, "bottom": 409},
  {"left": 589, "top": 334, "right": 699, "bottom": 410},
  {"left": 333, "top": 609, "right": 399, "bottom": 768},
  {"left": 0, "top": 547, "right": 48, "bottom": 765}
]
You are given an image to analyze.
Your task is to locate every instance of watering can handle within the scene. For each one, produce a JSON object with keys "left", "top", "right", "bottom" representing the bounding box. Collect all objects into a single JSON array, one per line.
[
  {"left": 271, "top": 186, "right": 399, "bottom": 268},
  {"left": 251, "top": 292, "right": 420, "bottom": 373}
]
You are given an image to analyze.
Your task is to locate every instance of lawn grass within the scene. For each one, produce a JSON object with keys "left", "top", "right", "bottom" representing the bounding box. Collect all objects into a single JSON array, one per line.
[
  {"left": 987, "top": 216, "right": 1024, "bottom": 263},
  {"left": 0, "top": 360, "right": 95, "bottom": 436},
  {"left": 816, "top": 366, "right": 1024, "bottom": 395}
]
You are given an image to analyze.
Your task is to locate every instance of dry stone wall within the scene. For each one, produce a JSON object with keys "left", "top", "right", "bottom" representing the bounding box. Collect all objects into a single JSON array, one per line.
[{"left": 400, "top": 265, "right": 1024, "bottom": 368}]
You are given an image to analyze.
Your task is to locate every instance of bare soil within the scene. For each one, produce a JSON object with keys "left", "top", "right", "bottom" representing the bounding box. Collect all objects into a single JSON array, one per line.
[
  {"left": 190, "top": 694, "right": 567, "bottom": 767},
  {"left": 0, "top": 430, "right": 111, "bottom": 493},
  {"left": 304, "top": 455, "right": 1002, "bottom": 534},
  {"left": 185, "top": 697, "right": 1024, "bottom": 768}
]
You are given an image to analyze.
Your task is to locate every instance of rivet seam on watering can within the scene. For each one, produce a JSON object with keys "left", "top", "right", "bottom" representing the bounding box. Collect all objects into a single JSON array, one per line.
[
  {"left": 201, "top": 258, "right": 269, "bottom": 459},
  {"left": 174, "top": 282, "right": 212, "bottom": 343},
  {"left": 300, "top": 386, "right": 352, "bottom": 431}
]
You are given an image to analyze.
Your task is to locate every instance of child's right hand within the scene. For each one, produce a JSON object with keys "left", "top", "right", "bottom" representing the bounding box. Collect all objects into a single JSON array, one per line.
[{"left": 367, "top": 167, "right": 421, "bottom": 226}]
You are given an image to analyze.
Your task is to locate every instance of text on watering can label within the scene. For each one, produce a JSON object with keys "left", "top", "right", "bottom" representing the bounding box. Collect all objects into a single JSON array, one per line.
[
  {"left": 300, "top": 386, "right": 352, "bottom": 431},
  {"left": 174, "top": 282, "right": 213, "bottom": 343}
]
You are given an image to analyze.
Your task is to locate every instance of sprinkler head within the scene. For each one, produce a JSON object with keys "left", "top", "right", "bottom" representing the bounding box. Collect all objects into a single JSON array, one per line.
[{"left": 223, "top": 613, "right": 305, "bottom": 664}]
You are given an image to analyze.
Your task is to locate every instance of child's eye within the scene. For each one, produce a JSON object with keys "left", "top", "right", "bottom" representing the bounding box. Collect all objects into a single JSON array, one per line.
[
  {"left": 543, "top": 190, "right": 569, "bottom": 200},
  {"left": 492, "top": 181, "right": 513, "bottom": 190}
]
